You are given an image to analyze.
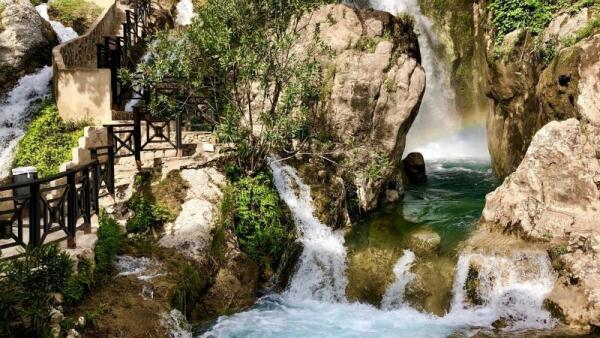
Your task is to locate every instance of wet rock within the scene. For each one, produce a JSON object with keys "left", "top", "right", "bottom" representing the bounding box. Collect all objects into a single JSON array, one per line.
[
  {"left": 404, "top": 256, "right": 455, "bottom": 316},
  {"left": 346, "top": 247, "right": 398, "bottom": 305},
  {"left": 407, "top": 228, "right": 440, "bottom": 256},
  {"left": 385, "top": 189, "right": 400, "bottom": 203},
  {"left": 402, "top": 152, "right": 427, "bottom": 184},
  {"left": 0, "top": 0, "right": 58, "bottom": 93}
]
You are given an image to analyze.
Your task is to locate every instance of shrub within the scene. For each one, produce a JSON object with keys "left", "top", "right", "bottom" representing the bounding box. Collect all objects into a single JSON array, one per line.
[
  {"left": 126, "top": 194, "right": 173, "bottom": 234},
  {"left": 170, "top": 263, "right": 202, "bottom": 317},
  {"left": 48, "top": 0, "right": 102, "bottom": 34},
  {"left": 94, "top": 211, "right": 125, "bottom": 280},
  {"left": 230, "top": 173, "right": 290, "bottom": 262},
  {"left": 0, "top": 244, "right": 74, "bottom": 337},
  {"left": 13, "top": 101, "right": 86, "bottom": 177},
  {"left": 62, "top": 257, "right": 95, "bottom": 307},
  {"left": 366, "top": 154, "right": 390, "bottom": 181},
  {"left": 489, "top": 0, "right": 559, "bottom": 43}
]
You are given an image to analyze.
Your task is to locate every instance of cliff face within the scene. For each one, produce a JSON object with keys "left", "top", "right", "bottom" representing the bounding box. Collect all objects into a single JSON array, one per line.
[
  {"left": 478, "top": 1, "right": 600, "bottom": 331},
  {"left": 479, "top": 1, "right": 599, "bottom": 178},
  {"left": 293, "top": 4, "right": 425, "bottom": 221}
]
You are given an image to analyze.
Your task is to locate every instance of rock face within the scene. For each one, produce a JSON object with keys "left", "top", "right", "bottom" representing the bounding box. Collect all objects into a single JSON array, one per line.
[
  {"left": 0, "top": 0, "right": 58, "bottom": 93},
  {"left": 480, "top": 2, "right": 599, "bottom": 178},
  {"left": 294, "top": 4, "right": 425, "bottom": 219},
  {"left": 482, "top": 119, "right": 600, "bottom": 331}
]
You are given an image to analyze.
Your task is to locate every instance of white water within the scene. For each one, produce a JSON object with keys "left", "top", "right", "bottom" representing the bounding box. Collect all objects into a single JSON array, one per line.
[
  {"left": 0, "top": 5, "right": 78, "bottom": 178},
  {"left": 381, "top": 250, "right": 416, "bottom": 310},
  {"left": 200, "top": 161, "right": 556, "bottom": 337},
  {"left": 269, "top": 158, "right": 348, "bottom": 302},
  {"left": 175, "top": 0, "right": 196, "bottom": 26}
]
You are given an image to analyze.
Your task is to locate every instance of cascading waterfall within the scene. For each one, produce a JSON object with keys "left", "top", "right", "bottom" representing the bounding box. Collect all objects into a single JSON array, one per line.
[
  {"left": 368, "top": 0, "right": 489, "bottom": 160},
  {"left": 269, "top": 158, "right": 348, "bottom": 302},
  {"left": 0, "top": 5, "right": 78, "bottom": 178},
  {"left": 381, "top": 250, "right": 416, "bottom": 310},
  {"left": 450, "top": 252, "right": 556, "bottom": 331},
  {"left": 175, "top": 0, "right": 196, "bottom": 26}
]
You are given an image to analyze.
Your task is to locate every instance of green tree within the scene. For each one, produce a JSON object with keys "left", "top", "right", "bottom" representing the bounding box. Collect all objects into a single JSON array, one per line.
[{"left": 125, "top": 0, "right": 333, "bottom": 173}]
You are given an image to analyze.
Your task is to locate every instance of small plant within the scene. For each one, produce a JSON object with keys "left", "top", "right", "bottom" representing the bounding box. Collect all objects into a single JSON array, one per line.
[
  {"left": 354, "top": 36, "right": 382, "bottom": 53},
  {"left": 62, "top": 257, "right": 95, "bottom": 307},
  {"left": 562, "top": 17, "right": 600, "bottom": 47},
  {"left": 383, "top": 78, "right": 396, "bottom": 94},
  {"left": 171, "top": 263, "right": 202, "bottom": 318},
  {"left": 366, "top": 154, "right": 391, "bottom": 181},
  {"left": 94, "top": 211, "right": 125, "bottom": 281},
  {"left": 553, "top": 245, "right": 569, "bottom": 256},
  {"left": 126, "top": 194, "right": 173, "bottom": 233}
]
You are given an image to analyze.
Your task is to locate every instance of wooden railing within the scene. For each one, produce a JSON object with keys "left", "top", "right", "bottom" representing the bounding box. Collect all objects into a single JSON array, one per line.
[
  {"left": 97, "top": 0, "right": 152, "bottom": 106},
  {"left": 0, "top": 160, "right": 112, "bottom": 254}
]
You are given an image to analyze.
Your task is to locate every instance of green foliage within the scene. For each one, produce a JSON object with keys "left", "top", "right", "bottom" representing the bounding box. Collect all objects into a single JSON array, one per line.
[
  {"left": 129, "top": 0, "right": 334, "bottom": 173},
  {"left": 553, "top": 245, "right": 569, "bottom": 256},
  {"left": 126, "top": 194, "right": 173, "bottom": 234},
  {"left": 14, "top": 101, "right": 86, "bottom": 178},
  {"left": 94, "top": 211, "right": 125, "bottom": 280},
  {"left": 354, "top": 36, "right": 385, "bottom": 53},
  {"left": 0, "top": 244, "right": 73, "bottom": 337},
  {"left": 489, "top": 0, "right": 560, "bottom": 43},
  {"left": 170, "top": 263, "right": 202, "bottom": 317},
  {"left": 48, "top": 0, "right": 102, "bottom": 34},
  {"left": 537, "top": 39, "right": 557, "bottom": 66},
  {"left": 229, "top": 173, "right": 290, "bottom": 262},
  {"left": 62, "top": 258, "right": 95, "bottom": 307},
  {"left": 366, "top": 154, "right": 391, "bottom": 181}
]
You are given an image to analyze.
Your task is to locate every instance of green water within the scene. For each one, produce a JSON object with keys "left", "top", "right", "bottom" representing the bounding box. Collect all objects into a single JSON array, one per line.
[{"left": 347, "top": 160, "right": 499, "bottom": 256}]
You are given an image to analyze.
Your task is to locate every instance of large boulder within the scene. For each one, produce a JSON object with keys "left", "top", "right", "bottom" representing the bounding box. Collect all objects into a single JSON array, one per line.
[
  {"left": 0, "top": 0, "right": 58, "bottom": 93},
  {"left": 402, "top": 152, "right": 427, "bottom": 184},
  {"left": 292, "top": 4, "right": 425, "bottom": 220},
  {"left": 482, "top": 119, "right": 600, "bottom": 331}
]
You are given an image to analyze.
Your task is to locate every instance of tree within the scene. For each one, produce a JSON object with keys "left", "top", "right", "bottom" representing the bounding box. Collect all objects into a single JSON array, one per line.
[{"left": 124, "top": 0, "right": 334, "bottom": 173}]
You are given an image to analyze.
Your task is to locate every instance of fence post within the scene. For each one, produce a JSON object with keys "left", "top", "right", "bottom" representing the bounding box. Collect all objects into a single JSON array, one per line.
[
  {"left": 28, "top": 182, "right": 41, "bottom": 248},
  {"left": 176, "top": 115, "right": 183, "bottom": 157},
  {"left": 92, "top": 160, "right": 100, "bottom": 214},
  {"left": 107, "top": 146, "right": 116, "bottom": 195},
  {"left": 66, "top": 170, "right": 77, "bottom": 249},
  {"left": 82, "top": 167, "right": 92, "bottom": 234},
  {"left": 134, "top": 110, "right": 142, "bottom": 164}
]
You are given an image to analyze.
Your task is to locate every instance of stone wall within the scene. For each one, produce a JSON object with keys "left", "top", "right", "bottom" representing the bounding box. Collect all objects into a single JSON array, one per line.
[{"left": 52, "top": 1, "right": 117, "bottom": 124}]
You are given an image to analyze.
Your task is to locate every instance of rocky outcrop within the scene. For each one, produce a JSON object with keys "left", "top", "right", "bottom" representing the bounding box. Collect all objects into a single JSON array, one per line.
[
  {"left": 481, "top": 3, "right": 599, "bottom": 178},
  {"left": 0, "top": 0, "right": 58, "bottom": 93},
  {"left": 292, "top": 4, "right": 425, "bottom": 220},
  {"left": 402, "top": 152, "right": 427, "bottom": 184},
  {"left": 482, "top": 119, "right": 600, "bottom": 332}
]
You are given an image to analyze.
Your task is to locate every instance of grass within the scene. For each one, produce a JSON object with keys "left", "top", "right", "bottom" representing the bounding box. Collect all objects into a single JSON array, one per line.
[
  {"left": 563, "top": 16, "right": 600, "bottom": 47},
  {"left": 48, "top": 0, "right": 102, "bottom": 35},
  {"left": 13, "top": 101, "right": 88, "bottom": 178}
]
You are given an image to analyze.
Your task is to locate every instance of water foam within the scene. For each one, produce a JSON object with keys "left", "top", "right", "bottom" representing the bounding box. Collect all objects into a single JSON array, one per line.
[
  {"left": 0, "top": 6, "right": 78, "bottom": 178},
  {"left": 175, "top": 0, "right": 196, "bottom": 26},
  {"left": 269, "top": 157, "right": 348, "bottom": 303},
  {"left": 381, "top": 250, "right": 416, "bottom": 309}
]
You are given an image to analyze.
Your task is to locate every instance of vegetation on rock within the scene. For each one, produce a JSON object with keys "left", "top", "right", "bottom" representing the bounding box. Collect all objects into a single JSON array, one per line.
[
  {"left": 48, "top": 0, "right": 102, "bottom": 34},
  {"left": 14, "top": 101, "right": 87, "bottom": 177}
]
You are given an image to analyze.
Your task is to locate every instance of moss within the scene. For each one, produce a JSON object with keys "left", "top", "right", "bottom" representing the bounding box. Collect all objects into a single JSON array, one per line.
[
  {"left": 465, "top": 265, "right": 483, "bottom": 306},
  {"left": 563, "top": 16, "right": 600, "bottom": 47},
  {"left": 170, "top": 263, "right": 203, "bottom": 318},
  {"left": 0, "top": 3, "right": 6, "bottom": 32},
  {"left": 48, "top": 0, "right": 102, "bottom": 35},
  {"left": 354, "top": 36, "right": 386, "bottom": 53},
  {"left": 13, "top": 101, "right": 87, "bottom": 178}
]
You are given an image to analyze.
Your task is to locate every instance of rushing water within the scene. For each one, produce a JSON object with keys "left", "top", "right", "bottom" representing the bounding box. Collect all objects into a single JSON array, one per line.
[
  {"left": 198, "top": 160, "right": 558, "bottom": 337},
  {"left": 0, "top": 4, "right": 78, "bottom": 178},
  {"left": 175, "top": 0, "right": 197, "bottom": 26}
]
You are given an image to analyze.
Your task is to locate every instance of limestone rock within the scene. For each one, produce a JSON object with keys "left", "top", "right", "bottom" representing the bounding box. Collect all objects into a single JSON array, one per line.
[
  {"left": 482, "top": 4, "right": 600, "bottom": 178},
  {"left": 292, "top": 4, "right": 425, "bottom": 214},
  {"left": 407, "top": 228, "right": 440, "bottom": 256},
  {"left": 403, "top": 256, "right": 455, "bottom": 316},
  {"left": 482, "top": 119, "right": 600, "bottom": 331},
  {"left": 402, "top": 152, "right": 427, "bottom": 184},
  {"left": 0, "top": 0, "right": 58, "bottom": 93}
]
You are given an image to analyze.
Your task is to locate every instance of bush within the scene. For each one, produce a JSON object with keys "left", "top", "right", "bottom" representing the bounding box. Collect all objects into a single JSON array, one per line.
[
  {"left": 0, "top": 244, "right": 74, "bottom": 337},
  {"left": 13, "top": 101, "right": 86, "bottom": 177},
  {"left": 170, "top": 263, "right": 202, "bottom": 317},
  {"left": 489, "top": 0, "right": 559, "bottom": 43},
  {"left": 126, "top": 194, "right": 173, "bottom": 234},
  {"left": 230, "top": 173, "right": 290, "bottom": 262},
  {"left": 48, "top": 0, "right": 102, "bottom": 34},
  {"left": 94, "top": 211, "right": 125, "bottom": 280},
  {"left": 62, "top": 258, "right": 95, "bottom": 307}
]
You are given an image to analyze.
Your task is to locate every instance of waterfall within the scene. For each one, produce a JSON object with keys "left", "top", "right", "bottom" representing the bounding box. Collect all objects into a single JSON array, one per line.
[
  {"left": 175, "top": 0, "right": 196, "bottom": 26},
  {"left": 368, "top": 0, "right": 489, "bottom": 160},
  {"left": 448, "top": 251, "right": 556, "bottom": 330},
  {"left": 0, "top": 5, "right": 78, "bottom": 178},
  {"left": 269, "top": 158, "right": 348, "bottom": 303},
  {"left": 381, "top": 250, "right": 416, "bottom": 310}
]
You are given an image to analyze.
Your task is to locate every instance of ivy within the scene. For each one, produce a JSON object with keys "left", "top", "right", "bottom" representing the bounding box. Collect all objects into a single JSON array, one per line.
[{"left": 489, "top": 0, "right": 560, "bottom": 43}]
